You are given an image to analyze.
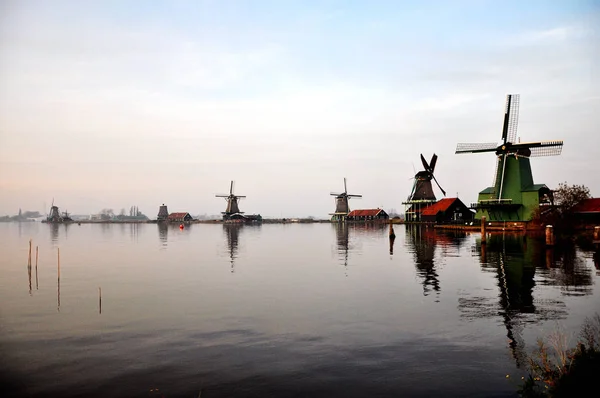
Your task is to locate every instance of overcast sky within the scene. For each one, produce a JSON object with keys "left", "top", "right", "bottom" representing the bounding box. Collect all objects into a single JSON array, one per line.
[{"left": 1, "top": 0, "right": 599, "bottom": 218}]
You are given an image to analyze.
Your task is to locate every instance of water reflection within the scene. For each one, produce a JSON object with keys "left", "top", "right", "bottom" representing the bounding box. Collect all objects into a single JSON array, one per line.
[
  {"left": 130, "top": 223, "right": 140, "bottom": 242},
  {"left": 223, "top": 224, "right": 242, "bottom": 273},
  {"left": 459, "top": 234, "right": 592, "bottom": 369},
  {"left": 49, "top": 223, "right": 71, "bottom": 245},
  {"left": 334, "top": 223, "right": 349, "bottom": 274},
  {"left": 158, "top": 223, "right": 168, "bottom": 249},
  {"left": 539, "top": 242, "right": 595, "bottom": 296},
  {"left": 221, "top": 224, "right": 261, "bottom": 273}
]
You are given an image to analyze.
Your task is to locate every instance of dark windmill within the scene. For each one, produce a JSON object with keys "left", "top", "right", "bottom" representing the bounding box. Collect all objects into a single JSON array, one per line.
[
  {"left": 329, "top": 178, "right": 362, "bottom": 222},
  {"left": 402, "top": 154, "right": 446, "bottom": 222},
  {"left": 44, "top": 199, "right": 73, "bottom": 223},
  {"left": 455, "top": 94, "right": 563, "bottom": 221},
  {"left": 216, "top": 181, "right": 246, "bottom": 221}
]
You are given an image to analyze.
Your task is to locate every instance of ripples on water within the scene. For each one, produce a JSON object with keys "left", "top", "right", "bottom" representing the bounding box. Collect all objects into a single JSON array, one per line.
[{"left": 0, "top": 222, "right": 599, "bottom": 397}]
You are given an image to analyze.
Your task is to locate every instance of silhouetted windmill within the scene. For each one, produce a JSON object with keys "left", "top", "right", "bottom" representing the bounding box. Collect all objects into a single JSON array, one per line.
[
  {"left": 402, "top": 154, "right": 446, "bottom": 222},
  {"left": 329, "top": 178, "right": 362, "bottom": 222},
  {"left": 455, "top": 94, "right": 563, "bottom": 221},
  {"left": 408, "top": 153, "right": 446, "bottom": 201},
  {"left": 216, "top": 181, "right": 246, "bottom": 220}
]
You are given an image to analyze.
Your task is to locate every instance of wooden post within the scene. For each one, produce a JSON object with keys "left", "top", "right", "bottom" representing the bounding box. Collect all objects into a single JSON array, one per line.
[
  {"left": 481, "top": 216, "right": 487, "bottom": 244},
  {"left": 593, "top": 226, "right": 600, "bottom": 241},
  {"left": 99, "top": 287, "right": 102, "bottom": 315},
  {"left": 481, "top": 241, "right": 487, "bottom": 263},
  {"left": 545, "top": 225, "right": 554, "bottom": 247},
  {"left": 35, "top": 246, "right": 39, "bottom": 290},
  {"left": 28, "top": 239, "right": 32, "bottom": 266},
  {"left": 389, "top": 222, "right": 395, "bottom": 239},
  {"left": 57, "top": 247, "right": 61, "bottom": 312},
  {"left": 545, "top": 248, "right": 554, "bottom": 269}
]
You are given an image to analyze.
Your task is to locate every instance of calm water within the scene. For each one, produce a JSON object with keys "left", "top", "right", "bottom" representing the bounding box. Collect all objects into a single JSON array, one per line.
[{"left": 1, "top": 222, "right": 599, "bottom": 397}]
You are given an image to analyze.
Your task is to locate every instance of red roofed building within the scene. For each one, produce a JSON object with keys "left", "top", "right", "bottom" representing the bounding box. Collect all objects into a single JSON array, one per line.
[
  {"left": 346, "top": 208, "right": 389, "bottom": 221},
  {"left": 572, "top": 198, "right": 600, "bottom": 223},
  {"left": 420, "top": 198, "right": 474, "bottom": 223},
  {"left": 167, "top": 212, "right": 193, "bottom": 222}
]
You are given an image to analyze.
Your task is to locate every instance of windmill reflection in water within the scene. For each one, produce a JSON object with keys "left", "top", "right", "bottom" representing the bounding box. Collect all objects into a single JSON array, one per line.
[{"left": 462, "top": 233, "right": 594, "bottom": 369}]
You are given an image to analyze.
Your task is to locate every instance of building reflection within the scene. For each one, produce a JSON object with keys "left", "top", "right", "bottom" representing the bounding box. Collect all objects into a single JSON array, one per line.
[
  {"left": 332, "top": 222, "right": 388, "bottom": 275},
  {"left": 222, "top": 223, "right": 260, "bottom": 273},
  {"left": 460, "top": 233, "right": 594, "bottom": 369},
  {"left": 334, "top": 223, "right": 350, "bottom": 275},
  {"left": 48, "top": 223, "right": 71, "bottom": 245},
  {"left": 405, "top": 225, "right": 467, "bottom": 301},
  {"left": 223, "top": 224, "right": 242, "bottom": 273},
  {"left": 158, "top": 223, "right": 168, "bottom": 248}
]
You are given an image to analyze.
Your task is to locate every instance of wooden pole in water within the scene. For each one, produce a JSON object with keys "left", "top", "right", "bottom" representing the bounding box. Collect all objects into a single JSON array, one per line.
[
  {"left": 593, "top": 226, "right": 600, "bottom": 241},
  {"left": 57, "top": 248, "right": 60, "bottom": 312},
  {"left": 28, "top": 239, "right": 32, "bottom": 266},
  {"left": 99, "top": 287, "right": 102, "bottom": 315},
  {"left": 481, "top": 216, "right": 487, "bottom": 244},
  {"left": 545, "top": 248, "right": 554, "bottom": 269},
  {"left": 35, "top": 246, "right": 39, "bottom": 290},
  {"left": 545, "top": 225, "right": 555, "bottom": 247},
  {"left": 389, "top": 222, "right": 395, "bottom": 238}
]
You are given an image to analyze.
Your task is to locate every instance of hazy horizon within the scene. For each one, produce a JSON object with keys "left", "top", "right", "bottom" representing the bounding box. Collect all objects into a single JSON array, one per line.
[{"left": 1, "top": 1, "right": 599, "bottom": 218}]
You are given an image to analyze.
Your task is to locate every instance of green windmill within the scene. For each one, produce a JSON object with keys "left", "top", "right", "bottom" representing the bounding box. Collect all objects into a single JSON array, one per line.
[{"left": 455, "top": 94, "right": 563, "bottom": 222}]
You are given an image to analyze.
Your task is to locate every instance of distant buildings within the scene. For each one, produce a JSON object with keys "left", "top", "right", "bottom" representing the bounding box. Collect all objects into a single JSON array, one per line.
[
  {"left": 167, "top": 212, "right": 193, "bottom": 222},
  {"left": 346, "top": 208, "right": 389, "bottom": 221}
]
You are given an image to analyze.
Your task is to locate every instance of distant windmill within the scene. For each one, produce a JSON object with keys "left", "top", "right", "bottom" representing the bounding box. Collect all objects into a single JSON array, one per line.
[
  {"left": 329, "top": 178, "right": 362, "bottom": 222},
  {"left": 216, "top": 181, "right": 246, "bottom": 220},
  {"left": 455, "top": 94, "right": 563, "bottom": 221}
]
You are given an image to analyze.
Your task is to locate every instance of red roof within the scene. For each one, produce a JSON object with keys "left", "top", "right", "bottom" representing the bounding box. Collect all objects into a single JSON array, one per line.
[
  {"left": 347, "top": 208, "right": 385, "bottom": 217},
  {"left": 572, "top": 198, "right": 600, "bottom": 213},
  {"left": 421, "top": 198, "right": 459, "bottom": 216},
  {"left": 167, "top": 212, "right": 190, "bottom": 219}
]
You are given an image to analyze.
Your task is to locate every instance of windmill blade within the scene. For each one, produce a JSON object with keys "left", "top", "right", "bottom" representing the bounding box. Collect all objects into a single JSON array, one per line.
[
  {"left": 216, "top": 194, "right": 230, "bottom": 198},
  {"left": 528, "top": 146, "right": 563, "bottom": 157},
  {"left": 420, "top": 154, "right": 430, "bottom": 172},
  {"left": 429, "top": 153, "right": 438, "bottom": 173},
  {"left": 431, "top": 174, "right": 446, "bottom": 197},
  {"left": 501, "top": 95, "right": 511, "bottom": 143},
  {"left": 347, "top": 194, "right": 362, "bottom": 198},
  {"left": 343, "top": 178, "right": 347, "bottom": 194},
  {"left": 235, "top": 195, "right": 247, "bottom": 198},
  {"left": 506, "top": 94, "right": 520, "bottom": 144},
  {"left": 408, "top": 179, "right": 417, "bottom": 200},
  {"left": 330, "top": 192, "right": 344, "bottom": 196},
  {"left": 229, "top": 181, "right": 234, "bottom": 195},
  {"left": 509, "top": 140, "right": 563, "bottom": 157},
  {"left": 456, "top": 142, "right": 498, "bottom": 154}
]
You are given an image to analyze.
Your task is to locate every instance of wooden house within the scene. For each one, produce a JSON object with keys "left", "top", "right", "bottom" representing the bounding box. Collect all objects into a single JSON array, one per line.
[
  {"left": 346, "top": 208, "right": 389, "bottom": 221},
  {"left": 167, "top": 212, "right": 193, "bottom": 222},
  {"left": 420, "top": 198, "right": 474, "bottom": 223}
]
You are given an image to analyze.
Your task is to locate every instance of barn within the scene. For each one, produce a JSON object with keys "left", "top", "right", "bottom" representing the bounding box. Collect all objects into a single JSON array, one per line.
[
  {"left": 167, "top": 212, "right": 193, "bottom": 222},
  {"left": 572, "top": 198, "right": 600, "bottom": 224},
  {"left": 346, "top": 208, "right": 389, "bottom": 221},
  {"left": 421, "top": 198, "right": 474, "bottom": 223}
]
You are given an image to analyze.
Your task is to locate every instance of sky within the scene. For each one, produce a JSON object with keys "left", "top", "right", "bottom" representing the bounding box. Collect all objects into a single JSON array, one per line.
[{"left": 1, "top": 0, "right": 599, "bottom": 218}]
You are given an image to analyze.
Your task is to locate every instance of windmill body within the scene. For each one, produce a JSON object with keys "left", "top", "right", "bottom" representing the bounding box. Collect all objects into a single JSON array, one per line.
[
  {"left": 329, "top": 178, "right": 362, "bottom": 222},
  {"left": 216, "top": 181, "right": 247, "bottom": 221},
  {"left": 456, "top": 94, "right": 562, "bottom": 221},
  {"left": 402, "top": 154, "right": 446, "bottom": 222}
]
